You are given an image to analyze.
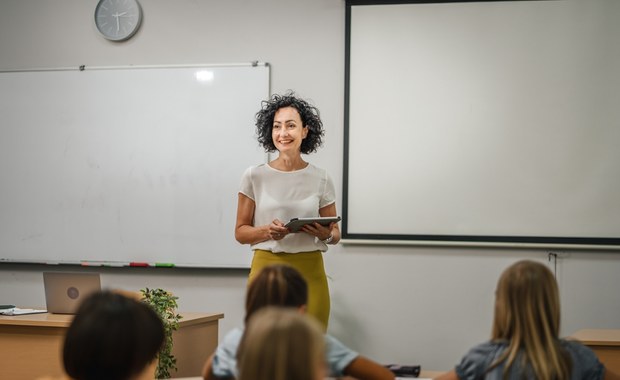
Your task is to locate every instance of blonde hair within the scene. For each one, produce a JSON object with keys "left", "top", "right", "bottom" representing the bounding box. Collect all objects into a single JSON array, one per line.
[
  {"left": 490, "top": 260, "right": 571, "bottom": 380},
  {"left": 237, "top": 307, "right": 325, "bottom": 380}
]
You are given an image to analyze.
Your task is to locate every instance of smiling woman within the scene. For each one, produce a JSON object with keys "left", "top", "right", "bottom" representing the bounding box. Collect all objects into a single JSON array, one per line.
[{"left": 234, "top": 92, "right": 341, "bottom": 330}]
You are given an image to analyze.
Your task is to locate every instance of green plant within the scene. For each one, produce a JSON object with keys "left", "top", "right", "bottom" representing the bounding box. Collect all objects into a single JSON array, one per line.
[{"left": 140, "top": 288, "right": 183, "bottom": 379}]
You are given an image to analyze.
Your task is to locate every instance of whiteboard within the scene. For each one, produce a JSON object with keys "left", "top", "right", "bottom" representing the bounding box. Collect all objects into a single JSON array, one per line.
[
  {"left": 344, "top": 0, "right": 620, "bottom": 248},
  {"left": 0, "top": 64, "right": 269, "bottom": 267}
]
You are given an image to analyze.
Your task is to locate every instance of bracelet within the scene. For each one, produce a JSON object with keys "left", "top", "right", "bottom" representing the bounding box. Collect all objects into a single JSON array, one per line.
[{"left": 321, "top": 234, "right": 334, "bottom": 244}]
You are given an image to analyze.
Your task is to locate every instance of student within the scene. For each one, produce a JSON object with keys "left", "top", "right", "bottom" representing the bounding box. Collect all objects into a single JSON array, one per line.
[
  {"left": 236, "top": 307, "right": 326, "bottom": 380},
  {"left": 436, "top": 260, "right": 620, "bottom": 380},
  {"left": 61, "top": 290, "right": 165, "bottom": 380},
  {"left": 203, "top": 264, "right": 394, "bottom": 380}
]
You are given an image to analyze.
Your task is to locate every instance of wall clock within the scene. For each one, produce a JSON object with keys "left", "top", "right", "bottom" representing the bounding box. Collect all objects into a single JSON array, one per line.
[{"left": 94, "top": 0, "right": 143, "bottom": 41}]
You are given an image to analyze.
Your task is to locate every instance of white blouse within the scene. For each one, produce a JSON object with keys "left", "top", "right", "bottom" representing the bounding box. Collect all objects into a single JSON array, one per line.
[{"left": 239, "top": 163, "right": 336, "bottom": 253}]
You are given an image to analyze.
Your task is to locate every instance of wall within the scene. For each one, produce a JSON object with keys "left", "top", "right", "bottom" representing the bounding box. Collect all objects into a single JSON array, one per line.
[{"left": 0, "top": 0, "right": 619, "bottom": 372}]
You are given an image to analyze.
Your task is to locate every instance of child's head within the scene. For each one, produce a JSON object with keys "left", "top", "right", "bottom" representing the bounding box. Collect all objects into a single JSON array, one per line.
[
  {"left": 492, "top": 259, "right": 561, "bottom": 340},
  {"left": 237, "top": 307, "right": 326, "bottom": 380},
  {"left": 63, "top": 290, "right": 164, "bottom": 380},
  {"left": 245, "top": 264, "right": 308, "bottom": 324},
  {"left": 490, "top": 260, "right": 572, "bottom": 380}
]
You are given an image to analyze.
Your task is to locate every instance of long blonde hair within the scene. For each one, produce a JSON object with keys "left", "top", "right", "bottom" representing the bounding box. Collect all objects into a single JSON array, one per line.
[
  {"left": 237, "top": 307, "right": 325, "bottom": 380},
  {"left": 490, "top": 260, "right": 571, "bottom": 380}
]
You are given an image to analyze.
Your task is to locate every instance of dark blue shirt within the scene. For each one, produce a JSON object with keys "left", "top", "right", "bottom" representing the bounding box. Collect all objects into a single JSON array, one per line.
[{"left": 455, "top": 339, "right": 604, "bottom": 380}]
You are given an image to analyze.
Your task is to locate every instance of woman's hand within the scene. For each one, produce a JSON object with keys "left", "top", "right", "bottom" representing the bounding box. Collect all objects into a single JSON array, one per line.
[
  {"left": 301, "top": 221, "right": 335, "bottom": 241},
  {"left": 270, "top": 219, "right": 289, "bottom": 241},
  {"left": 300, "top": 203, "right": 341, "bottom": 244}
]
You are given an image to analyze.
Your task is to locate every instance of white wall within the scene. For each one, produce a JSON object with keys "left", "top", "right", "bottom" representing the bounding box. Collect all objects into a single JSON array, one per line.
[{"left": 1, "top": 0, "right": 619, "bottom": 372}]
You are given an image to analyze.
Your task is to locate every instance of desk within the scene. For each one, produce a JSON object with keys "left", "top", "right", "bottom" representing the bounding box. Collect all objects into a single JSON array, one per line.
[
  {"left": 0, "top": 311, "right": 223, "bottom": 380},
  {"left": 420, "top": 371, "right": 446, "bottom": 378},
  {"left": 571, "top": 329, "right": 620, "bottom": 374}
]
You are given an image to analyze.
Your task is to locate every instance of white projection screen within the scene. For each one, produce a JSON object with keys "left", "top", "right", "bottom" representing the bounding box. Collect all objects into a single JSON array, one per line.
[{"left": 344, "top": 0, "right": 620, "bottom": 247}]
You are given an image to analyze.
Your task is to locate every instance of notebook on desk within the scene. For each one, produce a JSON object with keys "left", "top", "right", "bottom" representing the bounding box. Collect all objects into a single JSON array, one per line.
[{"left": 43, "top": 272, "right": 101, "bottom": 314}]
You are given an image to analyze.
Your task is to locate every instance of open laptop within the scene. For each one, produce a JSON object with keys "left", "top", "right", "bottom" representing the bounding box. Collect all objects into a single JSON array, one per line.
[{"left": 43, "top": 272, "right": 101, "bottom": 314}]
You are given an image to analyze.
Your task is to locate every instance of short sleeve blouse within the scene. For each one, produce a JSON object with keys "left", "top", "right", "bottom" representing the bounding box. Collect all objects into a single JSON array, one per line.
[{"left": 239, "top": 163, "right": 336, "bottom": 253}]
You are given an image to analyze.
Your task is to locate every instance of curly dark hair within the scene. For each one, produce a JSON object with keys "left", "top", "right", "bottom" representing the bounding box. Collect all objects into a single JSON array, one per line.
[{"left": 255, "top": 91, "right": 324, "bottom": 154}]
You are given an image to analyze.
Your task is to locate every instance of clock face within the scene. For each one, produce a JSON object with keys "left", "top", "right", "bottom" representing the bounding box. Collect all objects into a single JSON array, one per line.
[{"left": 94, "top": 0, "right": 142, "bottom": 41}]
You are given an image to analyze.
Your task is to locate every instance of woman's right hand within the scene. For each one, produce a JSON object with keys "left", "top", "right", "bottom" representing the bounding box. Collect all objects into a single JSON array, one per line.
[{"left": 269, "top": 219, "right": 289, "bottom": 241}]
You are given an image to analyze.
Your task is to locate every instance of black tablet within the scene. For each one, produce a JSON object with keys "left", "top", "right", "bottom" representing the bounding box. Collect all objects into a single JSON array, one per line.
[{"left": 285, "top": 216, "right": 341, "bottom": 233}]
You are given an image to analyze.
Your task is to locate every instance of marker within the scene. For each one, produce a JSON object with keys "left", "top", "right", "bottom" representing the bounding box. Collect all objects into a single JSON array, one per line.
[
  {"left": 129, "top": 262, "right": 149, "bottom": 267},
  {"left": 155, "top": 263, "right": 175, "bottom": 268},
  {"left": 105, "top": 262, "right": 126, "bottom": 267},
  {"left": 81, "top": 261, "right": 103, "bottom": 267}
]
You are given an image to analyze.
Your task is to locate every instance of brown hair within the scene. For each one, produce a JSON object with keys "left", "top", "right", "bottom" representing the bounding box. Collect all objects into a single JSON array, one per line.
[
  {"left": 244, "top": 264, "right": 308, "bottom": 324},
  {"left": 489, "top": 260, "right": 571, "bottom": 380},
  {"left": 237, "top": 307, "right": 325, "bottom": 380}
]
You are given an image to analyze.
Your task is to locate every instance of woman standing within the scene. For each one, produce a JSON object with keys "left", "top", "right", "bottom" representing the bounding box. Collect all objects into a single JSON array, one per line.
[{"left": 235, "top": 92, "right": 340, "bottom": 329}]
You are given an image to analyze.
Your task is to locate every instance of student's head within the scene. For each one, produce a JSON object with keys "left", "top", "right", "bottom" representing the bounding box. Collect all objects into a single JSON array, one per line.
[
  {"left": 245, "top": 264, "right": 308, "bottom": 324},
  {"left": 255, "top": 91, "right": 324, "bottom": 154},
  {"left": 237, "top": 307, "right": 326, "bottom": 380},
  {"left": 491, "top": 260, "right": 569, "bottom": 379},
  {"left": 63, "top": 290, "right": 165, "bottom": 380},
  {"left": 492, "top": 260, "right": 561, "bottom": 340}
]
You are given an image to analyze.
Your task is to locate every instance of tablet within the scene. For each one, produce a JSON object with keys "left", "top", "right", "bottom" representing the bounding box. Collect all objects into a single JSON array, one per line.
[{"left": 285, "top": 216, "right": 341, "bottom": 233}]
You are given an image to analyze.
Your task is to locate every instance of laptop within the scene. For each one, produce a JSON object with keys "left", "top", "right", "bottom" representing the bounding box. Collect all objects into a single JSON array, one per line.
[{"left": 43, "top": 272, "right": 101, "bottom": 314}]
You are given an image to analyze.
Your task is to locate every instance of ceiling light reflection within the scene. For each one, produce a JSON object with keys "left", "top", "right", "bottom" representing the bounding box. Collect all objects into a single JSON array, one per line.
[{"left": 195, "top": 70, "right": 214, "bottom": 82}]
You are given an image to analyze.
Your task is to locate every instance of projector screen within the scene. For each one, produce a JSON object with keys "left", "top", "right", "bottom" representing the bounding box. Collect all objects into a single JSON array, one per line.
[{"left": 343, "top": 0, "right": 620, "bottom": 247}]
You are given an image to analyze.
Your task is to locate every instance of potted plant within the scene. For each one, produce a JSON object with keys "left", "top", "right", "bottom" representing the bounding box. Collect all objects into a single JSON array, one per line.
[{"left": 140, "top": 288, "right": 183, "bottom": 379}]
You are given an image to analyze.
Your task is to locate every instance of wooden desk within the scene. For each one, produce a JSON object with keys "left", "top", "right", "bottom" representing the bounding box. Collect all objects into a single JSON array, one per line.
[
  {"left": 420, "top": 370, "right": 446, "bottom": 378},
  {"left": 0, "top": 311, "right": 223, "bottom": 380},
  {"left": 571, "top": 329, "right": 620, "bottom": 374}
]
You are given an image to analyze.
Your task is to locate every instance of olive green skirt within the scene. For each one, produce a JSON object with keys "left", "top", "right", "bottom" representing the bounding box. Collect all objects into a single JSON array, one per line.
[{"left": 249, "top": 249, "right": 330, "bottom": 330}]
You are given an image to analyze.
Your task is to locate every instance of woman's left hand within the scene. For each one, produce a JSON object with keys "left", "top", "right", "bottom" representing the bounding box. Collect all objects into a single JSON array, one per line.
[{"left": 301, "top": 222, "right": 335, "bottom": 241}]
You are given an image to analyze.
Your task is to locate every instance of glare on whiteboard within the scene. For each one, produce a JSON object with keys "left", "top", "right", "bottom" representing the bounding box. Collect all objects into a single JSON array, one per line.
[{"left": 195, "top": 70, "right": 214, "bottom": 82}]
